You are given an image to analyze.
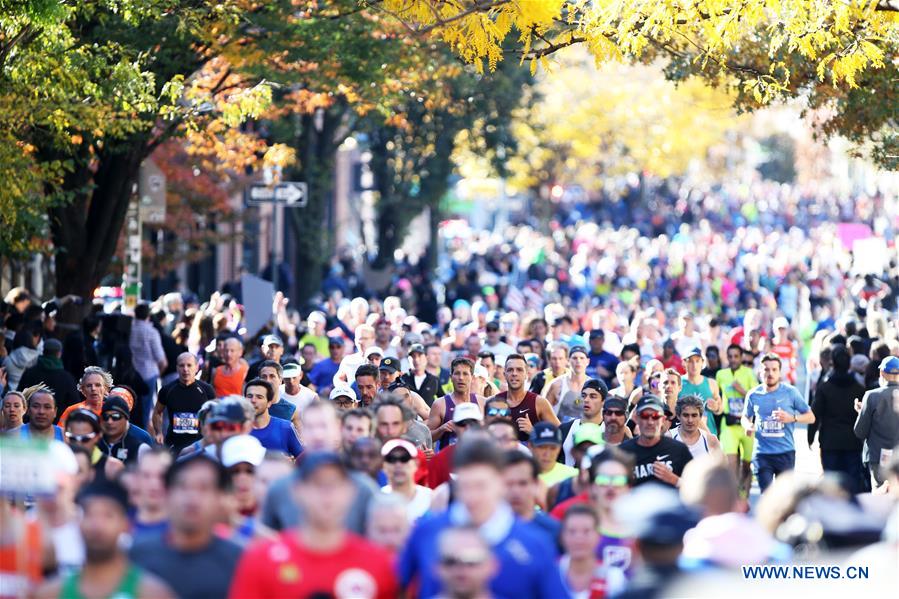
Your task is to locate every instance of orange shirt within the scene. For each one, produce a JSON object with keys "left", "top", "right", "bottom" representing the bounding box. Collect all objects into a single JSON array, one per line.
[
  {"left": 58, "top": 400, "right": 102, "bottom": 429},
  {"left": 213, "top": 361, "right": 249, "bottom": 398},
  {"left": 0, "top": 517, "right": 43, "bottom": 599}
]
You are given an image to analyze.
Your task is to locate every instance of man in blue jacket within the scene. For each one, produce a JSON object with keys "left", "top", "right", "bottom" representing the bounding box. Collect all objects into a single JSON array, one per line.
[{"left": 399, "top": 436, "right": 568, "bottom": 598}]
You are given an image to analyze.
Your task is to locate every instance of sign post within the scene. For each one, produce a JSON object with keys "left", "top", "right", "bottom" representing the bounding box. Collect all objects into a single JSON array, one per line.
[
  {"left": 244, "top": 181, "right": 307, "bottom": 296},
  {"left": 122, "top": 197, "right": 142, "bottom": 314}
]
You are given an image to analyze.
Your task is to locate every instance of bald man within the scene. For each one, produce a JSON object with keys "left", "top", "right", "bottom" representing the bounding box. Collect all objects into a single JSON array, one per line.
[{"left": 153, "top": 352, "right": 216, "bottom": 452}]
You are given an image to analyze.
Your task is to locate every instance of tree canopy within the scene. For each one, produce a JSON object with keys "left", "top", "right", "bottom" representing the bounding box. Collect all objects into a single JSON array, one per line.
[{"left": 375, "top": 0, "right": 899, "bottom": 168}]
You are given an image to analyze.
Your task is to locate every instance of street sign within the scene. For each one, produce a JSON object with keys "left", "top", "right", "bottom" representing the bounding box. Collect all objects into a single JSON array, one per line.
[
  {"left": 246, "top": 182, "right": 308, "bottom": 207},
  {"left": 139, "top": 159, "right": 167, "bottom": 224}
]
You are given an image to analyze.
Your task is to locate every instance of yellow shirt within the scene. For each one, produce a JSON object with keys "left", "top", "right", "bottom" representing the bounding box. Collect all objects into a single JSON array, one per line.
[{"left": 539, "top": 462, "right": 578, "bottom": 486}]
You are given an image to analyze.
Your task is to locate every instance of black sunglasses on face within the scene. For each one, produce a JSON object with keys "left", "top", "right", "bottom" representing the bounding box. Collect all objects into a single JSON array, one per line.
[
  {"left": 65, "top": 432, "right": 97, "bottom": 442},
  {"left": 384, "top": 453, "right": 414, "bottom": 464},
  {"left": 102, "top": 413, "right": 125, "bottom": 422},
  {"left": 602, "top": 409, "right": 625, "bottom": 417}
]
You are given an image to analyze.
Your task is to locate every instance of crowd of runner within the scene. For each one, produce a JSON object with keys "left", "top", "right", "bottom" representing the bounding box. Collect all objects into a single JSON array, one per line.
[{"left": 1, "top": 183, "right": 898, "bottom": 598}]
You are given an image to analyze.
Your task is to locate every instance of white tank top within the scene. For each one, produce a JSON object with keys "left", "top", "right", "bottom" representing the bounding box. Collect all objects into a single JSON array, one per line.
[{"left": 671, "top": 427, "right": 711, "bottom": 458}]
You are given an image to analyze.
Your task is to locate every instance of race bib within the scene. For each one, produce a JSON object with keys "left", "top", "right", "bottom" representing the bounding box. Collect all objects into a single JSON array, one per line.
[
  {"left": 759, "top": 414, "right": 785, "bottom": 438},
  {"left": 880, "top": 448, "right": 893, "bottom": 469},
  {"left": 727, "top": 396, "right": 744, "bottom": 417},
  {"left": 116, "top": 447, "right": 128, "bottom": 461},
  {"left": 173, "top": 412, "right": 199, "bottom": 434}
]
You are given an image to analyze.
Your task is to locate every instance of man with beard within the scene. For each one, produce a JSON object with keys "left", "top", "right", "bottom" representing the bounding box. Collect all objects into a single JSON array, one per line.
[
  {"left": 34, "top": 480, "right": 174, "bottom": 599},
  {"left": 496, "top": 354, "right": 559, "bottom": 442},
  {"left": 619, "top": 395, "right": 692, "bottom": 488},
  {"left": 559, "top": 378, "right": 608, "bottom": 466}
]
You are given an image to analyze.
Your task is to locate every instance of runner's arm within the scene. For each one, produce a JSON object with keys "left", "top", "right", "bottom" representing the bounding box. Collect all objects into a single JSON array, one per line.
[
  {"left": 150, "top": 401, "right": 166, "bottom": 443},
  {"left": 409, "top": 390, "right": 430, "bottom": 420},
  {"left": 536, "top": 396, "right": 561, "bottom": 426},
  {"left": 427, "top": 398, "right": 450, "bottom": 440},
  {"left": 544, "top": 378, "right": 559, "bottom": 406}
]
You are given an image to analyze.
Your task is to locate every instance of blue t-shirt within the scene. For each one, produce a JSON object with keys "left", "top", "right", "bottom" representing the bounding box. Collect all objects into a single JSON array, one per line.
[
  {"left": 587, "top": 350, "right": 619, "bottom": 385},
  {"left": 250, "top": 416, "right": 303, "bottom": 457},
  {"left": 308, "top": 359, "right": 340, "bottom": 389},
  {"left": 399, "top": 506, "right": 567, "bottom": 598},
  {"left": 743, "top": 383, "right": 810, "bottom": 455},
  {"left": 17, "top": 424, "right": 64, "bottom": 441},
  {"left": 268, "top": 399, "right": 296, "bottom": 423}
]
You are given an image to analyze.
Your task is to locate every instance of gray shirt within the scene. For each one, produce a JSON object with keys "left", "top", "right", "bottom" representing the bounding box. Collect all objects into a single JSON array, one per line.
[
  {"left": 260, "top": 470, "right": 379, "bottom": 533},
  {"left": 130, "top": 534, "right": 242, "bottom": 599},
  {"left": 854, "top": 382, "right": 899, "bottom": 483}
]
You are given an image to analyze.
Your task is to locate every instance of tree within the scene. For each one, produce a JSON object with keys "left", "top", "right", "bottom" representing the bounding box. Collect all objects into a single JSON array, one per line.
[
  {"left": 1, "top": 1, "right": 272, "bottom": 304},
  {"left": 373, "top": 0, "right": 899, "bottom": 169},
  {"left": 500, "top": 52, "right": 741, "bottom": 195}
]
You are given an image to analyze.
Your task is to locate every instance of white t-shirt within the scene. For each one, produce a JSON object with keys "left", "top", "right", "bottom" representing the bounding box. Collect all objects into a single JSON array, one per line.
[
  {"left": 281, "top": 385, "right": 318, "bottom": 412},
  {"left": 383, "top": 485, "right": 433, "bottom": 521},
  {"left": 671, "top": 331, "right": 703, "bottom": 358},
  {"left": 333, "top": 352, "right": 365, "bottom": 386},
  {"left": 482, "top": 341, "right": 515, "bottom": 361}
]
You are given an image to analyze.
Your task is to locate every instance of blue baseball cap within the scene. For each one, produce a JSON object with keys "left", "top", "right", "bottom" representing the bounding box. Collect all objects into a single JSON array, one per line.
[{"left": 880, "top": 356, "right": 899, "bottom": 375}]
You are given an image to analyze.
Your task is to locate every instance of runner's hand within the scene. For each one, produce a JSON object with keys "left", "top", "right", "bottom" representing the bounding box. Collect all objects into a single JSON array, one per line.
[
  {"left": 854, "top": 398, "right": 862, "bottom": 413},
  {"left": 773, "top": 408, "right": 793, "bottom": 423},
  {"left": 441, "top": 421, "right": 456, "bottom": 434},
  {"left": 517, "top": 417, "right": 533, "bottom": 435},
  {"left": 652, "top": 461, "right": 678, "bottom": 485},
  {"left": 155, "top": 433, "right": 164, "bottom": 445}
]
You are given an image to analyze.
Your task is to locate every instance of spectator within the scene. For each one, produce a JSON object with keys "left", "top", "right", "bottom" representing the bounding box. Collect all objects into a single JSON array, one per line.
[{"left": 18, "top": 338, "right": 79, "bottom": 416}]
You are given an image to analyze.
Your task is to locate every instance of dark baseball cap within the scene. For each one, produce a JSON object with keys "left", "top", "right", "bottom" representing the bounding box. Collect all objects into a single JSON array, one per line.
[
  {"left": 379, "top": 357, "right": 400, "bottom": 373},
  {"left": 569, "top": 345, "right": 588, "bottom": 358},
  {"left": 207, "top": 400, "right": 247, "bottom": 424},
  {"left": 408, "top": 343, "right": 425, "bottom": 355},
  {"left": 101, "top": 396, "right": 130, "bottom": 419},
  {"left": 603, "top": 396, "right": 628, "bottom": 412},
  {"left": 76, "top": 480, "right": 130, "bottom": 514},
  {"left": 589, "top": 329, "right": 605, "bottom": 339},
  {"left": 485, "top": 321, "right": 500, "bottom": 332},
  {"left": 295, "top": 452, "right": 349, "bottom": 482},
  {"left": 582, "top": 378, "right": 608, "bottom": 398},
  {"left": 530, "top": 422, "right": 562, "bottom": 446},
  {"left": 634, "top": 394, "right": 666, "bottom": 414}
]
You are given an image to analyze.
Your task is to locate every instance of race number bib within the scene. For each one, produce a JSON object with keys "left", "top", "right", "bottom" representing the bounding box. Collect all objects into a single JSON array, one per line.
[
  {"left": 759, "top": 414, "right": 785, "bottom": 438},
  {"left": 172, "top": 412, "right": 199, "bottom": 434},
  {"left": 727, "top": 395, "right": 744, "bottom": 417}
]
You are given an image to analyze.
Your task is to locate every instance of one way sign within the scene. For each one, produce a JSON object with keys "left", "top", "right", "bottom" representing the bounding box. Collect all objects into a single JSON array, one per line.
[{"left": 246, "top": 182, "right": 308, "bottom": 207}]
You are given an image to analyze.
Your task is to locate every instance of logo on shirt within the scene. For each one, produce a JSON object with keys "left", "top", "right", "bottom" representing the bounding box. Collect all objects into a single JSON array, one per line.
[
  {"left": 334, "top": 568, "right": 377, "bottom": 599},
  {"left": 278, "top": 564, "right": 300, "bottom": 584}
]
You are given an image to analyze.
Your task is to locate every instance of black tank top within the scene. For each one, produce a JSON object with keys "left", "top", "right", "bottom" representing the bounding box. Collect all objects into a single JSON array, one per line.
[{"left": 500, "top": 390, "right": 539, "bottom": 442}]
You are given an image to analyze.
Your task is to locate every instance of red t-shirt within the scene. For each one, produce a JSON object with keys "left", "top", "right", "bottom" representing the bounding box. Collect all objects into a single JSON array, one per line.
[
  {"left": 227, "top": 531, "right": 398, "bottom": 599},
  {"left": 549, "top": 491, "right": 590, "bottom": 520},
  {"left": 426, "top": 445, "right": 455, "bottom": 489}
]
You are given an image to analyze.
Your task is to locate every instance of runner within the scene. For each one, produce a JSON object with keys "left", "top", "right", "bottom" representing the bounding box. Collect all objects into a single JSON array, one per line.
[
  {"left": 257, "top": 361, "right": 303, "bottom": 433},
  {"left": 98, "top": 396, "right": 153, "bottom": 465},
  {"left": 65, "top": 409, "right": 125, "bottom": 482},
  {"left": 228, "top": 452, "right": 399, "bottom": 598},
  {"left": 619, "top": 396, "right": 692, "bottom": 488},
  {"left": 381, "top": 438, "right": 433, "bottom": 521},
  {"left": 741, "top": 353, "right": 814, "bottom": 492},
  {"left": 33, "top": 480, "right": 174, "bottom": 599},
  {"left": 502, "top": 451, "right": 562, "bottom": 543},
  {"left": 243, "top": 379, "right": 303, "bottom": 458},
  {"left": 427, "top": 357, "right": 483, "bottom": 450},
  {"left": 59, "top": 367, "right": 113, "bottom": 427},
  {"left": 530, "top": 343, "right": 570, "bottom": 396},
  {"left": 679, "top": 347, "right": 722, "bottom": 435},
  {"left": 16, "top": 387, "right": 64, "bottom": 440},
  {"left": 560, "top": 378, "right": 607, "bottom": 466},
  {"left": 546, "top": 346, "right": 590, "bottom": 422},
  {"left": 530, "top": 422, "right": 578, "bottom": 486},
  {"left": 212, "top": 338, "right": 249, "bottom": 398},
  {"left": 586, "top": 329, "right": 619, "bottom": 387},
  {"left": 559, "top": 504, "right": 625, "bottom": 599},
  {"left": 496, "top": 354, "right": 559, "bottom": 442},
  {"left": 434, "top": 526, "right": 497, "bottom": 599},
  {"left": 131, "top": 448, "right": 171, "bottom": 538},
  {"left": 600, "top": 396, "right": 630, "bottom": 446},
  {"left": 669, "top": 395, "right": 722, "bottom": 458},
  {"left": 246, "top": 335, "right": 284, "bottom": 381},
  {"left": 402, "top": 343, "right": 440, "bottom": 407},
  {"left": 716, "top": 344, "right": 758, "bottom": 496},
  {"left": 151, "top": 352, "right": 215, "bottom": 452}
]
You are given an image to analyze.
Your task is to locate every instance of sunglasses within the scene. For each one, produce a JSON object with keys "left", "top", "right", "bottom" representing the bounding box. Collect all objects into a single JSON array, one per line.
[
  {"left": 211, "top": 422, "right": 243, "bottom": 432},
  {"left": 65, "top": 431, "right": 97, "bottom": 442},
  {"left": 602, "top": 409, "right": 625, "bottom": 417},
  {"left": 440, "top": 555, "right": 487, "bottom": 567},
  {"left": 486, "top": 407, "right": 510, "bottom": 417},
  {"left": 335, "top": 400, "right": 358, "bottom": 408},
  {"left": 638, "top": 411, "right": 664, "bottom": 421},
  {"left": 102, "top": 413, "right": 125, "bottom": 422},
  {"left": 384, "top": 453, "right": 414, "bottom": 464},
  {"left": 594, "top": 474, "right": 629, "bottom": 487}
]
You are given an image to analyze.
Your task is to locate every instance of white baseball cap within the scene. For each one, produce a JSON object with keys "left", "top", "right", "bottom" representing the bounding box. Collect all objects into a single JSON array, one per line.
[
  {"left": 381, "top": 438, "right": 418, "bottom": 458},
  {"left": 220, "top": 434, "right": 266, "bottom": 468},
  {"left": 261, "top": 335, "right": 283, "bottom": 348},
  {"left": 364, "top": 346, "right": 383, "bottom": 358},
  {"left": 772, "top": 317, "right": 789, "bottom": 330},
  {"left": 329, "top": 386, "right": 358, "bottom": 403},
  {"left": 282, "top": 363, "right": 302, "bottom": 379},
  {"left": 452, "top": 402, "right": 484, "bottom": 424}
]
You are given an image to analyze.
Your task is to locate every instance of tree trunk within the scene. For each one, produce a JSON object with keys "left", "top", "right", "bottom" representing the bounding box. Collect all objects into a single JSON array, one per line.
[
  {"left": 288, "top": 107, "right": 347, "bottom": 305},
  {"left": 48, "top": 137, "right": 149, "bottom": 306}
]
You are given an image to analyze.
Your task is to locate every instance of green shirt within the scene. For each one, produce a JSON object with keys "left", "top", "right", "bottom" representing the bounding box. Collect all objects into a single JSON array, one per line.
[
  {"left": 299, "top": 333, "right": 329, "bottom": 357},
  {"left": 61, "top": 564, "right": 141, "bottom": 599}
]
